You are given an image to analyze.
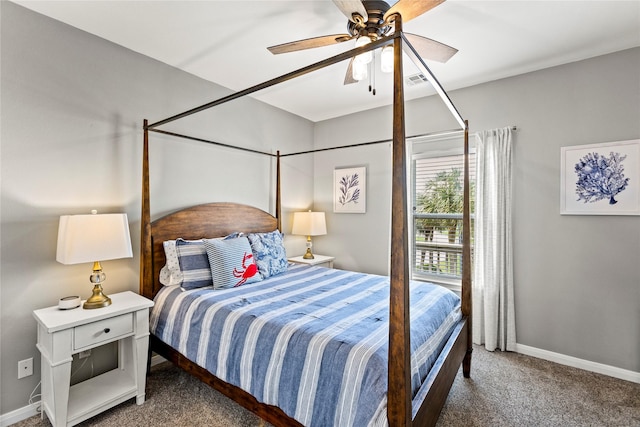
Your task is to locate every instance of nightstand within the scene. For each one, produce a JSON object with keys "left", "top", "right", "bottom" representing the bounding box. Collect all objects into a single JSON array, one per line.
[
  {"left": 33, "top": 291, "right": 154, "bottom": 427},
  {"left": 288, "top": 254, "right": 335, "bottom": 268}
]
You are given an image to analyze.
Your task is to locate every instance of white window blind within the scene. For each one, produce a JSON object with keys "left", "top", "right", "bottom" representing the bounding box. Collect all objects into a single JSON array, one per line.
[{"left": 409, "top": 133, "right": 475, "bottom": 287}]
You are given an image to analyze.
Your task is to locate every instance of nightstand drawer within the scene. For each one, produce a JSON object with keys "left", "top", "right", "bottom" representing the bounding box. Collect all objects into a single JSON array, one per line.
[{"left": 74, "top": 313, "right": 133, "bottom": 350}]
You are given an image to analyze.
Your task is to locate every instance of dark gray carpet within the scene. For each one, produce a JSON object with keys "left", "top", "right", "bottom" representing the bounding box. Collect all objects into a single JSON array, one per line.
[
  {"left": 436, "top": 346, "right": 639, "bottom": 427},
  {"left": 14, "top": 345, "right": 640, "bottom": 426}
]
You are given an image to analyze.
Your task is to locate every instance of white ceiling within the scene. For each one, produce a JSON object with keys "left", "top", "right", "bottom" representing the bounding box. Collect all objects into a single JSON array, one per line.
[{"left": 13, "top": 0, "right": 640, "bottom": 122}]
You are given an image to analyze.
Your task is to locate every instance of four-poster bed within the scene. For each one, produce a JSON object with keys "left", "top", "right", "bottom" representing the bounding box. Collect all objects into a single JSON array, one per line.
[{"left": 140, "top": 15, "right": 471, "bottom": 427}]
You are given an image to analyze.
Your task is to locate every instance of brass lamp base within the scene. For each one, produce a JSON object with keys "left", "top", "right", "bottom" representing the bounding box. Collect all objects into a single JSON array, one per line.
[
  {"left": 303, "top": 235, "right": 315, "bottom": 259},
  {"left": 84, "top": 284, "right": 112, "bottom": 309},
  {"left": 84, "top": 261, "right": 111, "bottom": 309}
]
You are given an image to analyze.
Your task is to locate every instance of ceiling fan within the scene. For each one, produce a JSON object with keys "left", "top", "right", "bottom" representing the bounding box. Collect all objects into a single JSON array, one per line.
[{"left": 267, "top": 0, "right": 457, "bottom": 86}]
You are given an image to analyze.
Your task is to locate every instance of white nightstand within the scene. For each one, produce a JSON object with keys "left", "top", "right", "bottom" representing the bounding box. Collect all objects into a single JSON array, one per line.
[
  {"left": 288, "top": 254, "right": 335, "bottom": 268},
  {"left": 33, "top": 291, "right": 154, "bottom": 427}
]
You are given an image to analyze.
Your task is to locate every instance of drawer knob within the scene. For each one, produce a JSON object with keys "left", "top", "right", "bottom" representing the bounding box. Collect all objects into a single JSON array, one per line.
[{"left": 104, "top": 328, "right": 111, "bottom": 334}]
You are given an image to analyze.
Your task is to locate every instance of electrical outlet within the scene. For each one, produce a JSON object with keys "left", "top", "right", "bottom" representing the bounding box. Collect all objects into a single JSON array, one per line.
[
  {"left": 18, "top": 358, "right": 33, "bottom": 379},
  {"left": 79, "top": 349, "right": 91, "bottom": 359}
]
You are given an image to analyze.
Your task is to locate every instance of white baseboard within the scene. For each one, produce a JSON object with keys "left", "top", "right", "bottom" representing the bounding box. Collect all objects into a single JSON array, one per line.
[
  {"left": 0, "top": 402, "right": 39, "bottom": 427},
  {"left": 515, "top": 343, "right": 640, "bottom": 384}
]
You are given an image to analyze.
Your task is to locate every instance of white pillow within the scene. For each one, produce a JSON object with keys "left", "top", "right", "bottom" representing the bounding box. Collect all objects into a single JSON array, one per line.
[{"left": 159, "top": 240, "right": 184, "bottom": 286}]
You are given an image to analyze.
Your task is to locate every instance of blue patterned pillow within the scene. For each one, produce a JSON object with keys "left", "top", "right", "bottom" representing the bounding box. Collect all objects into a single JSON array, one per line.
[
  {"left": 175, "top": 239, "right": 213, "bottom": 290},
  {"left": 204, "top": 237, "right": 262, "bottom": 289},
  {"left": 247, "top": 230, "right": 288, "bottom": 279}
]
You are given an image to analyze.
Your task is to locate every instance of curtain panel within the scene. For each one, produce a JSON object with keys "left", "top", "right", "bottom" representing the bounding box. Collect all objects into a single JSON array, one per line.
[{"left": 472, "top": 127, "right": 516, "bottom": 351}]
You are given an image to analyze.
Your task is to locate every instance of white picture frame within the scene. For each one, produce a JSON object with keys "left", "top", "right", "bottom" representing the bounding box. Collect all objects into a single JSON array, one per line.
[
  {"left": 334, "top": 166, "right": 366, "bottom": 213},
  {"left": 560, "top": 139, "right": 640, "bottom": 215}
]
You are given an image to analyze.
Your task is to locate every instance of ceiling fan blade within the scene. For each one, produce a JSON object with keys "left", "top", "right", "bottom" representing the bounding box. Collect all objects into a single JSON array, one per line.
[
  {"left": 332, "top": 0, "right": 368, "bottom": 23},
  {"left": 344, "top": 58, "right": 358, "bottom": 85},
  {"left": 404, "top": 33, "right": 457, "bottom": 63},
  {"left": 267, "top": 34, "right": 353, "bottom": 55},
  {"left": 384, "top": 0, "right": 446, "bottom": 24}
]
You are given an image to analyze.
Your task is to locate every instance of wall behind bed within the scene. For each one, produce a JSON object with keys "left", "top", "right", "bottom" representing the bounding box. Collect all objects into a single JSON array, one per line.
[
  {"left": 0, "top": 2, "right": 315, "bottom": 418},
  {"left": 313, "top": 48, "right": 640, "bottom": 377}
]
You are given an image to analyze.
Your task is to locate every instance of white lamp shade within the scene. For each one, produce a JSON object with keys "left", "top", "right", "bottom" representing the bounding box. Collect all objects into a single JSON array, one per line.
[
  {"left": 291, "top": 211, "right": 327, "bottom": 236},
  {"left": 56, "top": 213, "right": 133, "bottom": 265}
]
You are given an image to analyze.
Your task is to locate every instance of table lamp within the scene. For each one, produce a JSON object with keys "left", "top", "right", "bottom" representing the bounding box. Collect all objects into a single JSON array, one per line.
[
  {"left": 291, "top": 211, "right": 326, "bottom": 259},
  {"left": 56, "top": 210, "right": 133, "bottom": 309}
]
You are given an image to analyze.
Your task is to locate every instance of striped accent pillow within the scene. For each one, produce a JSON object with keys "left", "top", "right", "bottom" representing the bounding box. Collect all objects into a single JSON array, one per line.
[
  {"left": 175, "top": 238, "right": 214, "bottom": 290},
  {"left": 204, "top": 237, "right": 262, "bottom": 289}
]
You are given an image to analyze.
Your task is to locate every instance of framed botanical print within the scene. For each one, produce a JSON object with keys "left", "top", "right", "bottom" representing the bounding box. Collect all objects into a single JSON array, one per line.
[
  {"left": 334, "top": 166, "right": 366, "bottom": 213},
  {"left": 561, "top": 139, "right": 640, "bottom": 215}
]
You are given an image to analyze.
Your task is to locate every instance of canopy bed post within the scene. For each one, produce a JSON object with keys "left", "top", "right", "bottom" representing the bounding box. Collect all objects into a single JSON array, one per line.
[
  {"left": 140, "top": 120, "right": 152, "bottom": 296},
  {"left": 387, "top": 16, "right": 411, "bottom": 427},
  {"left": 276, "top": 150, "right": 281, "bottom": 231},
  {"left": 462, "top": 121, "right": 473, "bottom": 377}
]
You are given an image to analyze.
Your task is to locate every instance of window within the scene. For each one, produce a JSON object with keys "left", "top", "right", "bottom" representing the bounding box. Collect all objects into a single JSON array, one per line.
[{"left": 409, "top": 133, "right": 475, "bottom": 289}]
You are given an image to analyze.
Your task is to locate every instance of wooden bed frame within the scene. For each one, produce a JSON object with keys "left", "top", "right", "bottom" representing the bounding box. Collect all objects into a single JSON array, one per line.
[{"left": 140, "top": 17, "right": 471, "bottom": 427}]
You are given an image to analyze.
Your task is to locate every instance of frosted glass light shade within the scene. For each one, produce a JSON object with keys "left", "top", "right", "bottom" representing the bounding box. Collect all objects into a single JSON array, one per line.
[
  {"left": 352, "top": 60, "right": 368, "bottom": 81},
  {"left": 381, "top": 45, "right": 394, "bottom": 73},
  {"left": 291, "top": 211, "right": 327, "bottom": 237},
  {"left": 354, "top": 36, "right": 372, "bottom": 65},
  {"left": 57, "top": 213, "right": 133, "bottom": 265}
]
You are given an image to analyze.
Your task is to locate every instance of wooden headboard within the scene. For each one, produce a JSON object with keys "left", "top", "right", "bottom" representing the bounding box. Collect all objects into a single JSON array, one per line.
[{"left": 140, "top": 202, "right": 277, "bottom": 300}]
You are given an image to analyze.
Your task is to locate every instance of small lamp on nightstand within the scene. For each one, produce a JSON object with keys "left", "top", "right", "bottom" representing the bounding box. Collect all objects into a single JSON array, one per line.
[
  {"left": 56, "top": 210, "right": 133, "bottom": 309},
  {"left": 291, "top": 210, "right": 326, "bottom": 260}
]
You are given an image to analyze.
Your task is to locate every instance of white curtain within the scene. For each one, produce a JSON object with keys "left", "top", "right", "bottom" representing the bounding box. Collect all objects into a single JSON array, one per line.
[{"left": 472, "top": 127, "right": 516, "bottom": 352}]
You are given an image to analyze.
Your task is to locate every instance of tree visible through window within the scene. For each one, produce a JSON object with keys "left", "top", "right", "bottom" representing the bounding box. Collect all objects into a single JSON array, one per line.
[{"left": 411, "top": 141, "right": 475, "bottom": 284}]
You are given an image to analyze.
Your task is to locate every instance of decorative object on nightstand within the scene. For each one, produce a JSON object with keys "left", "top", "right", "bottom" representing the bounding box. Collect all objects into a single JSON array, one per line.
[
  {"left": 288, "top": 254, "right": 335, "bottom": 269},
  {"left": 291, "top": 210, "right": 327, "bottom": 259},
  {"left": 58, "top": 295, "right": 81, "bottom": 310},
  {"left": 33, "top": 291, "right": 154, "bottom": 427},
  {"left": 56, "top": 210, "right": 133, "bottom": 309}
]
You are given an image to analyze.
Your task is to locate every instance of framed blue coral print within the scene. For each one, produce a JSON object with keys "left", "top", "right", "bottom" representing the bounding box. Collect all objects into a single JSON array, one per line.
[
  {"left": 334, "top": 166, "right": 366, "bottom": 213},
  {"left": 561, "top": 139, "right": 640, "bottom": 215}
]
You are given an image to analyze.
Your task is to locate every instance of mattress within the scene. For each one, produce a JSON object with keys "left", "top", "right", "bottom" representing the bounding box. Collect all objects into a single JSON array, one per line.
[{"left": 150, "top": 263, "right": 461, "bottom": 427}]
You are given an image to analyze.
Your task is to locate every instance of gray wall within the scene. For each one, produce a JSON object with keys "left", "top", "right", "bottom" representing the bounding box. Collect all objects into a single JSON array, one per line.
[
  {"left": 1, "top": 2, "right": 314, "bottom": 415},
  {"left": 313, "top": 47, "right": 640, "bottom": 373},
  {"left": 2, "top": 0, "right": 639, "bottom": 419}
]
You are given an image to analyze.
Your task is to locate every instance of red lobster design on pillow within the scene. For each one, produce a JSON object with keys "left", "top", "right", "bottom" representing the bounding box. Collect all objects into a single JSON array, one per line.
[{"left": 233, "top": 252, "right": 258, "bottom": 286}]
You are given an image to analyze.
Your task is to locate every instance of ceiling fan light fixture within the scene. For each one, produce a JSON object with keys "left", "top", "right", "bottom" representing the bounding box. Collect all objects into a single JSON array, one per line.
[
  {"left": 380, "top": 45, "right": 394, "bottom": 73},
  {"left": 354, "top": 36, "right": 372, "bottom": 65},
  {"left": 352, "top": 60, "right": 368, "bottom": 81}
]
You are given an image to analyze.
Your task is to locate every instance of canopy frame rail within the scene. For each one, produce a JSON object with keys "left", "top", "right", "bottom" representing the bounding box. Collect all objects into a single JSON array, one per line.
[
  {"left": 146, "top": 35, "right": 396, "bottom": 131},
  {"left": 147, "top": 126, "right": 467, "bottom": 159},
  {"left": 401, "top": 33, "right": 465, "bottom": 130}
]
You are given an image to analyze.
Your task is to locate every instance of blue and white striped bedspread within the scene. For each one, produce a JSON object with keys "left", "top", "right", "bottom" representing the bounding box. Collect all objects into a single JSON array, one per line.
[{"left": 150, "top": 263, "right": 461, "bottom": 427}]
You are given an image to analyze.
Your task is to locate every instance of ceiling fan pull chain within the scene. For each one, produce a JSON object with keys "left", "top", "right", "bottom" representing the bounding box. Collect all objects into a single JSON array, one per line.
[{"left": 372, "top": 55, "right": 376, "bottom": 96}]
